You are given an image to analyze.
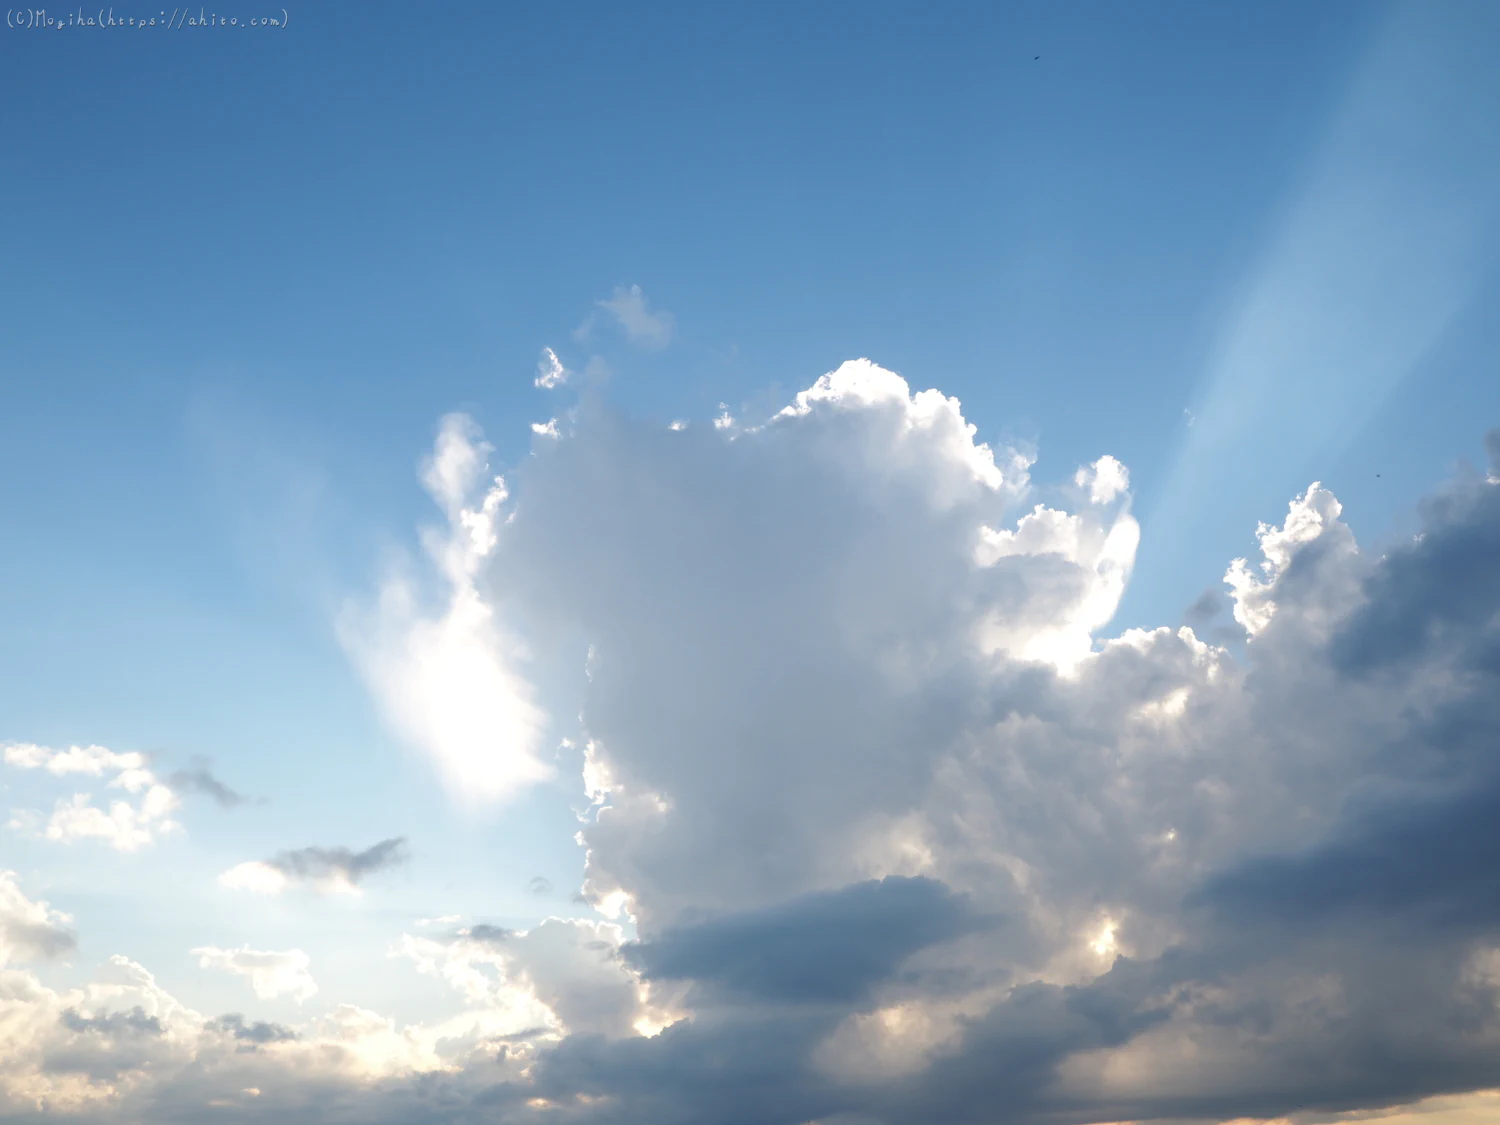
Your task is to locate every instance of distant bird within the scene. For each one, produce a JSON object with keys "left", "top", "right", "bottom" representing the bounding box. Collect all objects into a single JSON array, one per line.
[
  {"left": 1377, "top": 473, "right": 1381, "bottom": 478},
  {"left": 1034, "top": 55, "right": 1040, "bottom": 59}
]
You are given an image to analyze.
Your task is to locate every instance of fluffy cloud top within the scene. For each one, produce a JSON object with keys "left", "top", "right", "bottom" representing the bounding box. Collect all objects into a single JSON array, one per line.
[{"left": 487, "top": 361, "right": 1500, "bottom": 1123}]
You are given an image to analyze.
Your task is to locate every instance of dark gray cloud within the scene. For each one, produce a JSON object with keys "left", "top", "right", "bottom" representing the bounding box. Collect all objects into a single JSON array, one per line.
[
  {"left": 467, "top": 923, "right": 513, "bottom": 944},
  {"left": 207, "top": 1013, "right": 299, "bottom": 1045},
  {"left": 1332, "top": 473, "right": 1500, "bottom": 676},
  {"left": 268, "top": 837, "right": 408, "bottom": 887},
  {"left": 1181, "top": 587, "right": 1225, "bottom": 627},
  {"left": 2, "top": 917, "right": 76, "bottom": 962},
  {"left": 166, "top": 757, "right": 250, "bottom": 808},
  {"left": 1196, "top": 777, "right": 1500, "bottom": 937},
  {"left": 59, "top": 1007, "right": 164, "bottom": 1037},
  {"left": 887, "top": 961, "right": 1174, "bottom": 1125},
  {"left": 45, "top": 1008, "right": 170, "bottom": 1084},
  {"left": 520, "top": 954, "right": 1174, "bottom": 1125},
  {"left": 530, "top": 1013, "right": 842, "bottom": 1125},
  {"left": 624, "top": 876, "right": 991, "bottom": 1004},
  {"left": 1, "top": 871, "right": 78, "bottom": 965}
]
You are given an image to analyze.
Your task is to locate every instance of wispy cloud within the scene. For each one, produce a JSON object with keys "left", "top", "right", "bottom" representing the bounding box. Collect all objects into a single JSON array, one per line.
[
  {"left": 586, "top": 284, "right": 675, "bottom": 350},
  {"left": 165, "top": 758, "right": 249, "bottom": 809}
]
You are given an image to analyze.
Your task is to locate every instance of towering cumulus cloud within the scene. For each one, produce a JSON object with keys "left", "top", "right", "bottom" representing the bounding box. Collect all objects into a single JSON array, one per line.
[{"left": 5, "top": 360, "right": 1500, "bottom": 1124}]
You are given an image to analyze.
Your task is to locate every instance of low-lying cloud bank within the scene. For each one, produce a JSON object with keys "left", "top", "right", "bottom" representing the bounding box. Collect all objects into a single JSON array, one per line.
[{"left": 5, "top": 360, "right": 1500, "bottom": 1124}]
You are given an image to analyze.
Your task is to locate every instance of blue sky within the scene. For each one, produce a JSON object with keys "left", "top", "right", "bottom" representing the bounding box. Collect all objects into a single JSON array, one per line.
[{"left": 3, "top": 3, "right": 1500, "bottom": 1123}]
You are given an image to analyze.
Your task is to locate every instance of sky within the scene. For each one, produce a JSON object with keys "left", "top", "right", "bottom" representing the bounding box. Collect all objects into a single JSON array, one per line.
[{"left": 2, "top": 1, "right": 1500, "bottom": 1123}]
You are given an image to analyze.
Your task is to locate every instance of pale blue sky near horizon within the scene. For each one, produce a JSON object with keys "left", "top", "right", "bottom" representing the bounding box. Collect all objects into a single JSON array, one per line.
[{"left": 3, "top": 0, "right": 1499, "bottom": 1028}]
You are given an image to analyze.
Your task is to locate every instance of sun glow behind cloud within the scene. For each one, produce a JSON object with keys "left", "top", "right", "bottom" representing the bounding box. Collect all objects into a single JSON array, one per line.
[{"left": 338, "top": 416, "right": 551, "bottom": 807}]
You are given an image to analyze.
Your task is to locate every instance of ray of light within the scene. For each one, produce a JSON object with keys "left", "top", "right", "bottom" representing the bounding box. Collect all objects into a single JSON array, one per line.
[{"left": 1141, "top": 1, "right": 1500, "bottom": 612}]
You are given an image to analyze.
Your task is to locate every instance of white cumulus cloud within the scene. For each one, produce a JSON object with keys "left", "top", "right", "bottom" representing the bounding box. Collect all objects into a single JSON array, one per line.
[
  {"left": 217, "top": 861, "right": 290, "bottom": 896},
  {"left": 4, "top": 743, "right": 182, "bottom": 851},
  {"left": 534, "top": 347, "right": 569, "bottom": 389},
  {"left": 192, "top": 946, "right": 318, "bottom": 1004},
  {"left": 0, "top": 870, "right": 75, "bottom": 967}
]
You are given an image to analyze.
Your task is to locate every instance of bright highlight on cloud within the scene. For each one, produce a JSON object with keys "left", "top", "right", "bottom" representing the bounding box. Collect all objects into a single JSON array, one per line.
[
  {"left": 218, "top": 861, "right": 291, "bottom": 896},
  {"left": 339, "top": 415, "right": 552, "bottom": 805},
  {"left": 534, "top": 347, "right": 569, "bottom": 389},
  {"left": 5, "top": 360, "right": 1499, "bottom": 1125},
  {"left": 1225, "top": 481, "right": 1354, "bottom": 637},
  {"left": 193, "top": 946, "right": 319, "bottom": 1003},
  {"left": 398, "top": 915, "right": 668, "bottom": 1040}
]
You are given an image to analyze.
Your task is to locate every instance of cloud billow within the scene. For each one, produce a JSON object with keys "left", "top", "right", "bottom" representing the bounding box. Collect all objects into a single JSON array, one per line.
[
  {"left": 623, "top": 876, "right": 991, "bottom": 1004},
  {"left": 478, "top": 365, "right": 1500, "bottom": 1124}
]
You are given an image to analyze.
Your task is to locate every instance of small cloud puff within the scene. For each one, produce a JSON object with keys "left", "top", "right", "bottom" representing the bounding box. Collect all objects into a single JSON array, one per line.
[
  {"left": 535, "top": 347, "right": 569, "bottom": 389},
  {"left": 219, "top": 838, "right": 407, "bottom": 897},
  {"left": 1074, "top": 454, "right": 1130, "bottom": 505},
  {"left": 165, "top": 758, "right": 249, "bottom": 808}
]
